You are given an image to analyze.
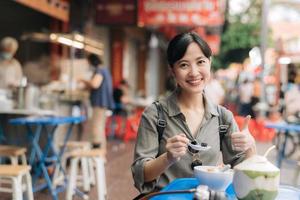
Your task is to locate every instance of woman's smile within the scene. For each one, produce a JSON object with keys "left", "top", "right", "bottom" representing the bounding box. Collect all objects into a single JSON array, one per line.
[{"left": 186, "top": 78, "right": 204, "bottom": 86}]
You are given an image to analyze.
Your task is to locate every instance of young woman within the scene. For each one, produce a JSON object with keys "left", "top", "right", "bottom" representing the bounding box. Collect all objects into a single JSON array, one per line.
[{"left": 131, "top": 32, "right": 256, "bottom": 196}]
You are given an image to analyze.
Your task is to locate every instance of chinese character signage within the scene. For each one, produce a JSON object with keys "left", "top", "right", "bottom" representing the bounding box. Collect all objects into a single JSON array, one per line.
[{"left": 138, "top": 0, "right": 225, "bottom": 27}]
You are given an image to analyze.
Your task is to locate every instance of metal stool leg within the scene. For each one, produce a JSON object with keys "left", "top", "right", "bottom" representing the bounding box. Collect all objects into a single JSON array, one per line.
[
  {"left": 12, "top": 176, "right": 23, "bottom": 200},
  {"left": 81, "top": 157, "right": 91, "bottom": 192},
  {"left": 94, "top": 157, "right": 106, "bottom": 200},
  {"left": 21, "top": 154, "right": 27, "bottom": 165},
  {"left": 25, "top": 172, "right": 34, "bottom": 200},
  {"left": 88, "top": 158, "right": 95, "bottom": 186},
  {"left": 66, "top": 157, "right": 79, "bottom": 200}
]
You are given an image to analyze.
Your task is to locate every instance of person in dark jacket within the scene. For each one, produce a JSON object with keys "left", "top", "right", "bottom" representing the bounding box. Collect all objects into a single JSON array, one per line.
[{"left": 113, "top": 79, "right": 131, "bottom": 116}]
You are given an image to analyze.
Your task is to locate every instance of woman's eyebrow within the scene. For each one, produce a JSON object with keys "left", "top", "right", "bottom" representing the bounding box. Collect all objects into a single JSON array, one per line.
[{"left": 176, "top": 60, "right": 188, "bottom": 64}]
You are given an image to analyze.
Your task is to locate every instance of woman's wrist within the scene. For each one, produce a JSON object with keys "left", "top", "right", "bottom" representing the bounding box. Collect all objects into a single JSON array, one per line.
[{"left": 165, "top": 152, "right": 177, "bottom": 166}]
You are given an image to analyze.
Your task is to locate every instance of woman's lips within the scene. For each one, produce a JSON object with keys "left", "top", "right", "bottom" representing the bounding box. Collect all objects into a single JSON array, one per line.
[{"left": 186, "top": 78, "right": 204, "bottom": 86}]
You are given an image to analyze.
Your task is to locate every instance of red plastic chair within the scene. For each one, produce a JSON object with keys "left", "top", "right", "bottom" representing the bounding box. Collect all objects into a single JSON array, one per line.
[
  {"left": 105, "top": 108, "right": 143, "bottom": 142},
  {"left": 122, "top": 110, "right": 143, "bottom": 142},
  {"left": 253, "top": 119, "right": 276, "bottom": 142},
  {"left": 234, "top": 116, "right": 275, "bottom": 142},
  {"left": 105, "top": 115, "right": 127, "bottom": 139}
]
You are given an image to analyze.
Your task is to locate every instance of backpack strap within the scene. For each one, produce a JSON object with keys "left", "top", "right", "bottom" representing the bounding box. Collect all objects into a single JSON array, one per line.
[
  {"left": 153, "top": 101, "right": 167, "bottom": 142},
  {"left": 153, "top": 102, "right": 228, "bottom": 150},
  {"left": 217, "top": 105, "right": 229, "bottom": 151}
]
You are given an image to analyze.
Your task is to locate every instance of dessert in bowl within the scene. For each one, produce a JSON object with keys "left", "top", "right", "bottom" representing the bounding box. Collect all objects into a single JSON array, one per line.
[{"left": 194, "top": 165, "right": 233, "bottom": 191}]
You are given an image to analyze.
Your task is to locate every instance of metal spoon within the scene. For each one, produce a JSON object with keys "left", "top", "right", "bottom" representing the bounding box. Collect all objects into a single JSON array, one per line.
[{"left": 188, "top": 142, "right": 211, "bottom": 151}]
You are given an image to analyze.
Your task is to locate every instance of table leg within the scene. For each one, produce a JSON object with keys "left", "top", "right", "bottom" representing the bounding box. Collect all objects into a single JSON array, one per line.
[
  {"left": 46, "top": 125, "right": 68, "bottom": 187},
  {"left": 56, "top": 124, "right": 75, "bottom": 183},
  {"left": 277, "top": 131, "right": 288, "bottom": 168},
  {"left": 27, "top": 125, "right": 59, "bottom": 200},
  {"left": 27, "top": 125, "right": 42, "bottom": 166},
  {"left": 43, "top": 125, "right": 57, "bottom": 158}
]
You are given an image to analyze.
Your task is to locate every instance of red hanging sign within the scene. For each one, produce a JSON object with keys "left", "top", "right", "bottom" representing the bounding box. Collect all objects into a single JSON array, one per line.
[
  {"left": 95, "top": 0, "right": 136, "bottom": 25},
  {"left": 138, "top": 0, "right": 225, "bottom": 27},
  {"left": 193, "top": 27, "right": 221, "bottom": 55},
  {"left": 205, "top": 34, "right": 221, "bottom": 55}
]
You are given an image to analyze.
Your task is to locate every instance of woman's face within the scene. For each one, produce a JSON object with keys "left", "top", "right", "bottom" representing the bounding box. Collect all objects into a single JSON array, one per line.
[{"left": 171, "top": 42, "right": 211, "bottom": 94}]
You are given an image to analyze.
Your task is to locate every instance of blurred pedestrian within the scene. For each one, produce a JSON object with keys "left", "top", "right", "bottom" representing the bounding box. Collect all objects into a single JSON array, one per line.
[
  {"left": 250, "top": 77, "right": 261, "bottom": 119},
  {"left": 113, "top": 79, "right": 132, "bottom": 116},
  {"left": 284, "top": 82, "right": 300, "bottom": 122},
  {"left": 238, "top": 79, "right": 253, "bottom": 117},
  {"left": 0, "top": 36, "right": 23, "bottom": 89},
  {"left": 79, "top": 54, "right": 115, "bottom": 150},
  {"left": 131, "top": 32, "right": 256, "bottom": 197},
  {"left": 205, "top": 73, "right": 225, "bottom": 105}
]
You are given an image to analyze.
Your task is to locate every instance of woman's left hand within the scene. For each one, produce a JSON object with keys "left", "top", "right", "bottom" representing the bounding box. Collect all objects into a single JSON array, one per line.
[{"left": 231, "top": 115, "right": 256, "bottom": 156}]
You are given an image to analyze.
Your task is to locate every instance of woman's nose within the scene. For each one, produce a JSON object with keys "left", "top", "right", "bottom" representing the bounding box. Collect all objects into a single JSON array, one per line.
[{"left": 188, "top": 64, "right": 199, "bottom": 76}]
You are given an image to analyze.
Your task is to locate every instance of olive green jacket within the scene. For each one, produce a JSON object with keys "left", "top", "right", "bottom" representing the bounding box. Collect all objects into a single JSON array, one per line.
[{"left": 131, "top": 90, "right": 245, "bottom": 194}]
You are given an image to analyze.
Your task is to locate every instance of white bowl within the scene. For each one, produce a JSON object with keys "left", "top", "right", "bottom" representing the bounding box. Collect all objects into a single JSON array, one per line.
[{"left": 194, "top": 165, "right": 233, "bottom": 191}]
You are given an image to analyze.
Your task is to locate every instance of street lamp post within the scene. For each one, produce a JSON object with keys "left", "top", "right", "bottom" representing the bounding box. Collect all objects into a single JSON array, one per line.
[{"left": 259, "top": 0, "right": 270, "bottom": 117}]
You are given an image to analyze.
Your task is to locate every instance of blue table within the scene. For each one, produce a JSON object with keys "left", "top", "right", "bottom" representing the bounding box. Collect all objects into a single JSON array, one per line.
[
  {"left": 0, "top": 109, "right": 54, "bottom": 144},
  {"left": 9, "top": 116, "right": 86, "bottom": 200},
  {"left": 265, "top": 122, "right": 300, "bottom": 167},
  {"left": 150, "top": 178, "right": 300, "bottom": 200},
  {"left": 150, "top": 178, "right": 235, "bottom": 200}
]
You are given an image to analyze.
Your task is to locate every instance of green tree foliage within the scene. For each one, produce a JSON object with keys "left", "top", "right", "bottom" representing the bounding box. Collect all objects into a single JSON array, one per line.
[
  {"left": 212, "top": 0, "right": 262, "bottom": 70},
  {"left": 222, "top": 22, "right": 260, "bottom": 53}
]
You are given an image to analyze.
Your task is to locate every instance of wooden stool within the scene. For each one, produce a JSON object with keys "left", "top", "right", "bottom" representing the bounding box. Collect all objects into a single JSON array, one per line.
[
  {"left": 0, "top": 145, "right": 27, "bottom": 165},
  {"left": 66, "top": 149, "right": 106, "bottom": 200},
  {"left": 53, "top": 141, "right": 95, "bottom": 191},
  {"left": 0, "top": 145, "right": 28, "bottom": 193},
  {"left": 0, "top": 165, "right": 33, "bottom": 200}
]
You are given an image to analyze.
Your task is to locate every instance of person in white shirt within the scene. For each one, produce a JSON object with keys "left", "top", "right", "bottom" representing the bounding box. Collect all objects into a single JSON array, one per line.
[
  {"left": 284, "top": 83, "right": 300, "bottom": 120},
  {"left": 205, "top": 74, "right": 225, "bottom": 105},
  {"left": 0, "top": 37, "right": 23, "bottom": 89}
]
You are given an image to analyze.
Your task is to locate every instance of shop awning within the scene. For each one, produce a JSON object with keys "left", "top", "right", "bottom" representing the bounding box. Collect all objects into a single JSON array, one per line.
[
  {"left": 21, "top": 32, "right": 104, "bottom": 55},
  {"left": 15, "top": 0, "right": 69, "bottom": 22}
]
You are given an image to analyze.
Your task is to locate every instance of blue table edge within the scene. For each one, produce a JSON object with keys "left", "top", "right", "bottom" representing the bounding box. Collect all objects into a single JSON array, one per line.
[{"left": 151, "top": 178, "right": 300, "bottom": 200}]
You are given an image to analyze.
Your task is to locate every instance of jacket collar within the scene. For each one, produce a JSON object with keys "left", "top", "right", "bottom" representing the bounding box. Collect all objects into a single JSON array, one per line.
[{"left": 161, "top": 89, "right": 219, "bottom": 117}]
